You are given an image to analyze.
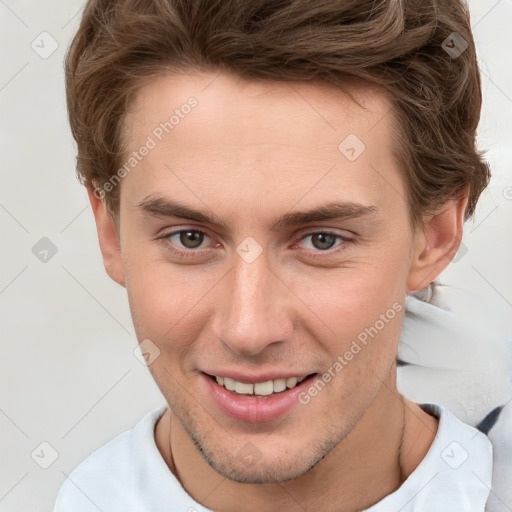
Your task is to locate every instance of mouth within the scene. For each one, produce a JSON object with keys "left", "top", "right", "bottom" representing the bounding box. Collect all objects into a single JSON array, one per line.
[
  {"left": 204, "top": 372, "right": 317, "bottom": 397},
  {"left": 202, "top": 371, "right": 319, "bottom": 423}
]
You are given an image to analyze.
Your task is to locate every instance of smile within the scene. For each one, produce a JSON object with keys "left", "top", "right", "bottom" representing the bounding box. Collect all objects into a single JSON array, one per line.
[
  {"left": 202, "top": 372, "right": 318, "bottom": 423},
  {"left": 212, "top": 375, "right": 309, "bottom": 396}
]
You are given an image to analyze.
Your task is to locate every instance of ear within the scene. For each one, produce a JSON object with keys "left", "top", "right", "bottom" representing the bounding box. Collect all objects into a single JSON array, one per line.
[
  {"left": 86, "top": 186, "right": 126, "bottom": 288},
  {"left": 406, "top": 189, "right": 469, "bottom": 292}
]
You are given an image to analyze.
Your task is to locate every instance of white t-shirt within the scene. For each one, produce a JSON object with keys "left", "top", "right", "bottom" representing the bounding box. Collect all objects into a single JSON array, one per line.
[{"left": 53, "top": 403, "right": 493, "bottom": 512}]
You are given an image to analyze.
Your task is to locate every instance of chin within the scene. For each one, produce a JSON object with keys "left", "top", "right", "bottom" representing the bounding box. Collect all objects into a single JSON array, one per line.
[
  {"left": 205, "top": 452, "right": 320, "bottom": 484},
  {"left": 190, "top": 427, "right": 339, "bottom": 484}
]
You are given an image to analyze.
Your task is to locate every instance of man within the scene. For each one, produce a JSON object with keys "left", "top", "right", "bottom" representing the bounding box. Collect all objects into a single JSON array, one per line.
[{"left": 54, "top": 0, "right": 498, "bottom": 510}]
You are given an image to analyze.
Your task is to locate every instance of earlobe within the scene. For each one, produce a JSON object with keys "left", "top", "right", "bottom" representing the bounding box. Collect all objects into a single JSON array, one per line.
[
  {"left": 86, "top": 186, "right": 126, "bottom": 288},
  {"left": 406, "top": 191, "right": 469, "bottom": 292}
]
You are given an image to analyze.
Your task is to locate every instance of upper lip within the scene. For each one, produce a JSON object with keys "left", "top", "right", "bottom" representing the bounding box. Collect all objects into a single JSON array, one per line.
[{"left": 202, "top": 370, "right": 315, "bottom": 384}]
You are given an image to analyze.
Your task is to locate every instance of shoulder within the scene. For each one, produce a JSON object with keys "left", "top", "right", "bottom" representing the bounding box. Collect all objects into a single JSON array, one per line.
[
  {"left": 53, "top": 405, "right": 168, "bottom": 512},
  {"left": 482, "top": 401, "right": 512, "bottom": 512},
  {"left": 420, "top": 402, "right": 494, "bottom": 468},
  {"left": 366, "top": 402, "right": 494, "bottom": 512}
]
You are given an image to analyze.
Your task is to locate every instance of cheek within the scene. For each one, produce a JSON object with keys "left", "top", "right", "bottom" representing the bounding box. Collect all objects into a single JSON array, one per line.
[
  {"left": 123, "top": 251, "right": 208, "bottom": 344},
  {"left": 289, "top": 247, "right": 408, "bottom": 373},
  {"left": 305, "top": 275, "right": 404, "bottom": 412},
  {"left": 304, "top": 262, "right": 405, "bottom": 335}
]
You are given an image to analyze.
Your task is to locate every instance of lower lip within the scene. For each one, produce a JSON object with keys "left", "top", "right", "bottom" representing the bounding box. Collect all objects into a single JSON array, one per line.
[{"left": 202, "top": 372, "right": 317, "bottom": 423}]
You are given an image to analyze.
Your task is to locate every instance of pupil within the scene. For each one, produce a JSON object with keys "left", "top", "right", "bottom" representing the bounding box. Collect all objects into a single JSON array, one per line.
[
  {"left": 313, "top": 233, "right": 336, "bottom": 250},
  {"left": 180, "top": 230, "right": 203, "bottom": 249}
]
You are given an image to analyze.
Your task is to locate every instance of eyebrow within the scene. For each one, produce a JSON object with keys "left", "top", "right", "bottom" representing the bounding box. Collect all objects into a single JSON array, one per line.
[{"left": 136, "top": 195, "right": 379, "bottom": 231}]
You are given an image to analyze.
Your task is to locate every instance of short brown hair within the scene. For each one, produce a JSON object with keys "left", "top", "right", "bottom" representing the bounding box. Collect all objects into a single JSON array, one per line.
[{"left": 65, "top": 0, "right": 490, "bottom": 228}]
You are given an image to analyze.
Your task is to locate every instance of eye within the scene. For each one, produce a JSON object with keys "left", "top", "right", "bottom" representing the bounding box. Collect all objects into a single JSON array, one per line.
[
  {"left": 296, "top": 231, "right": 351, "bottom": 253},
  {"left": 161, "top": 228, "right": 213, "bottom": 256},
  {"left": 157, "top": 228, "right": 353, "bottom": 260}
]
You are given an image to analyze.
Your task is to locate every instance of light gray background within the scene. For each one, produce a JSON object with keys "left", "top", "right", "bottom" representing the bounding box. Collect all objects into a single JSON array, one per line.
[{"left": 1, "top": 0, "right": 511, "bottom": 510}]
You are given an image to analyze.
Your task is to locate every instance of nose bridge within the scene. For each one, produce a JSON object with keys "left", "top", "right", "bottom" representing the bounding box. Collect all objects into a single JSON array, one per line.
[{"left": 215, "top": 246, "right": 289, "bottom": 356}]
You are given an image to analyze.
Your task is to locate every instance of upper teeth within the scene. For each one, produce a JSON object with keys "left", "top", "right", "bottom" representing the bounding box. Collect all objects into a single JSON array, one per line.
[{"left": 215, "top": 375, "right": 307, "bottom": 396}]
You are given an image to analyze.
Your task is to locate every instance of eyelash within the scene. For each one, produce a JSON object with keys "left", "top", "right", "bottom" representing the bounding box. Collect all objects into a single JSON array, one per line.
[{"left": 158, "top": 228, "right": 354, "bottom": 259}]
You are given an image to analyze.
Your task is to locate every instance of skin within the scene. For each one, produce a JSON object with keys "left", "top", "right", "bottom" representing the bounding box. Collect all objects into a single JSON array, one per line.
[{"left": 88, "top": 70, "right": 468, "bottom": 511}]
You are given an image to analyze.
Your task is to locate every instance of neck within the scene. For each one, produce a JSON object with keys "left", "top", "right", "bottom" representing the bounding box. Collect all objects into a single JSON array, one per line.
[{"left": 155, "top": 370, "right": 438, "bottom": 512}]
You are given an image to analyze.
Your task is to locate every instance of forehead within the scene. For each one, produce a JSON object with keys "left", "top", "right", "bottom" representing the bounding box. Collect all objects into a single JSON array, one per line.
[
  {"left": 120, "top": 71, "right": 404, "bottom": 221},
  {"left": 123, "top": 71, "right": 393, "bottom": 147}
]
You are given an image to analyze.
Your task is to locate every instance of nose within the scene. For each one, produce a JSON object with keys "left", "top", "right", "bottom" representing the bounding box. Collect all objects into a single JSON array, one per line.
[{"left": 212, "top": 244, "right": 293, "bottom": 357}]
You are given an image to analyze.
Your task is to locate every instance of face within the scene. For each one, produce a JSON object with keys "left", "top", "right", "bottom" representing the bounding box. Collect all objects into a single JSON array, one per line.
[{"left": 102, "top": 70, "right": 437, "bottom": 483}]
